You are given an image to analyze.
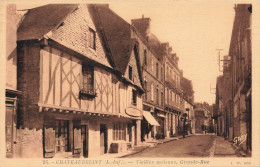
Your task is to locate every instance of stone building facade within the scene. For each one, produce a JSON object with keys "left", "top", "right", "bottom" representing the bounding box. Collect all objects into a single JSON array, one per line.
[
  {"left": 230, "top": 4, "right": 252, "bottom": 154},
  {"left": 131, "top": 18, "right": 165, "bottom": 140},
  {"left": 215, "top": 4, "right": 252, "bottom": 155}
]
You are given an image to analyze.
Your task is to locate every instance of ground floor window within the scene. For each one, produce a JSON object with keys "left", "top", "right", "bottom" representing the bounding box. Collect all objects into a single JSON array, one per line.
[
  {"left": 55, "top": 120, "right": 69, "bottom": 152},
  {"left": 113, "top": 122, "right": 126, "bottom": 141}
]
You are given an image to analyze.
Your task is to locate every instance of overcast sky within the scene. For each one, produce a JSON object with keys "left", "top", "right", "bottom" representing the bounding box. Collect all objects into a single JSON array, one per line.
[
  {"left": 110, "top": 2, "right": 235, "bottom": 105},
  {"left": 16, "top": 1, "right": 236, "bottom": 104}
]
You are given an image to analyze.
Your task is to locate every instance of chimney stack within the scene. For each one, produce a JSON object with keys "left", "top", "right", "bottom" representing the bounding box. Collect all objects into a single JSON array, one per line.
[{"left": 131, "top": 16, "right": 151, "bottom": 40}]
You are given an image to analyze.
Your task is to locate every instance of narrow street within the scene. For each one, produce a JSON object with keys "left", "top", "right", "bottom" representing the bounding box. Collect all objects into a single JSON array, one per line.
[{"left": 126, "top": 135, "right": 215, "bottom": 158}]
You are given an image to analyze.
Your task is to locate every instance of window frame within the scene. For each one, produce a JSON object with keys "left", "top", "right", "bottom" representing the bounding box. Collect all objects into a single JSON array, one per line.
[
  {"left": 144, "top": 49, "right": 147, "bottom": 66},
  {"left": 113, "top": 122, "right": 126, "bottom": 141},
  {"left": 144, "top": 77, "right": 147, "bottom": 100},
  {"left": 128, "top": 65, "right": 133, "bottom": 81},
  {"left": 156, "top": 62, "right": 159, "bottom": 78},
  {"left": 156, "top": 86, "right": 159, "bottom": 105},
  {"left": 151, "top": 82, "right": 154, "bottom": 101},
  {"left": 132, "top": 89, "right": 137, "bottom": 106},
  {"left": 88, "top": 28, "right": 96, "bottom": 50},
  {"left": 81, "top": 64, "right": 96, "bottom": 97}
]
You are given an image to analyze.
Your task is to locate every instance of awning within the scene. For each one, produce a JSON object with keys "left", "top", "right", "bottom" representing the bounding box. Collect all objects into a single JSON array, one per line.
[{"left": 143, "top": 111, "right": 160, "bottom": 126}]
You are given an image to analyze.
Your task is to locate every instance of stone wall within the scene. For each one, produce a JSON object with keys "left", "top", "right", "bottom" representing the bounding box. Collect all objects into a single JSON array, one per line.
[{"left": 14, "top": 128, "right": 43, "bottom": 158}]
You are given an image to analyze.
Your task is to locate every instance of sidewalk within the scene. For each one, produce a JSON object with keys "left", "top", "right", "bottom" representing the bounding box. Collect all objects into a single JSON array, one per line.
[
  {"left": 98, "top": 134, "right": 193, "bottom": 158},
  {"left": 213, "top": 136, "right": 238, "bottom": 157}
]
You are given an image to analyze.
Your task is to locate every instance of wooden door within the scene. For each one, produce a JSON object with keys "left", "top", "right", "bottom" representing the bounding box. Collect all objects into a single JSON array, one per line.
[
  {"left": 73, "top": 120, "right": 81, "bottom": 156},
  {"left": 5, "top": 104, "right": 14, "bottom": 158},
  {"left": 100, "top": 124, "right": 107, "bottom": 155},
  {"left": 81, "top": 125, "right": 88, "bottom": 157}
]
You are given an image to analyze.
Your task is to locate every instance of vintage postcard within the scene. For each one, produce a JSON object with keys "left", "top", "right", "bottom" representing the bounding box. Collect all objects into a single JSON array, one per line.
[{"left": 0, "top": 0, "right": 259, "bottom": 166}]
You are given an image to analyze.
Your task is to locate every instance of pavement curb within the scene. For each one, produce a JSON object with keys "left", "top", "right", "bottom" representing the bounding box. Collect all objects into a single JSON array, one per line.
[
  {"left": 231, "top": 144, "right": 250, "bottom": 157},
  {"left": 117, "top": 145, "right": 151, "bottom": 158},
  {"left": 209, "top": 136, "right": 216, "bottom": 157}
]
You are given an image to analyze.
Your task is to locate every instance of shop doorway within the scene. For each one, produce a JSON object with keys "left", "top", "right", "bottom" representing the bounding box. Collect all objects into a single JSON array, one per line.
[
  {"left": 127, "top": 123, "right": 132, "bottom": 142},
  {"left": 5, "top": 99, "right": 16, "bottom": 158},
  {"left": 100, "top": 124, "right": 107, "bottom": 155},
  {"left": 81, "top": 125, "right": 88, "bottom": 157}
]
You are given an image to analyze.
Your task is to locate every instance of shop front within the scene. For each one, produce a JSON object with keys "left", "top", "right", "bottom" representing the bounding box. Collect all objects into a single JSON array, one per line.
[{"left": 141, "top": 110, "right": 160, "bottom": 141}]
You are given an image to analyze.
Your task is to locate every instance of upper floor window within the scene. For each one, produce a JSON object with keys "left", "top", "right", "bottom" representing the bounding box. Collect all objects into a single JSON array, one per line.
[
  {"left": 156, "top": 63, "right": 159, "bottom": 78},
  {"left": 151, "top": 58, "right": 153, "bottom": 72},
  {"left": 144, "top": 78, "right": 147, "bottom": 100},
  {"left": 170, "top": 91, "right": 172, "bottom": 102},
  {"left": 167, "top": 67, "right": 169, "bottom": 79},
  {"left": 88, "top": 28, "right": 96, "bottom": 50},
  {"left": 151, "top": 82, "right": 154, "bottom": 101},
  {"left": 144, "top": 49, "right": 147, "bottom": 66},
  {"left": 132, "top": 89, "right": 137, "bottom": 106},
  {"left": 82, "top": 64, "right": 94, "bottom": 94},
  {"left": 161, "top": 67, "right": 163, "bottom": 81},
  {"left": 128, "top": 65, "right": 133, "bottom": 81},
  {"left": 156, "top": 86, "right": 159, "bottom": 105},
  {"left": 161, "top": 90, "right": 164, "bottom": 107},
  {"left": 167, "top": 88, "right": 169, "bottom": 104}
]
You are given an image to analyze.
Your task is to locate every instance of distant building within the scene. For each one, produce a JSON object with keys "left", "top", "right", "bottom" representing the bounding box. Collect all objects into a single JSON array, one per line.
[
  {"left": 131, "top": 16, "right": 165, "bottom": 140},
  {"left": 194, "top": 107, "right": 211, "bottom": 134},
  {"left": 162, "top": 43, "right": 184, "bottom": 137}
]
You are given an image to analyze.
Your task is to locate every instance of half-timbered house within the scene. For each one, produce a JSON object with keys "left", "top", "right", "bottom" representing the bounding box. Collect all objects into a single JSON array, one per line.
[{"left": 16, "top": 4, "right": 144, "bottom": 158}]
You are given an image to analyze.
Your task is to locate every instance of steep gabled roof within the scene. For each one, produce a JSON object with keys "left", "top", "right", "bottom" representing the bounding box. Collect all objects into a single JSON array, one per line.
[
  {"left": 18, "top": 4, "right": 78, "bottom": 41},
  {"left": 89, "top": 4, "right": 134, "bottom": 74}
]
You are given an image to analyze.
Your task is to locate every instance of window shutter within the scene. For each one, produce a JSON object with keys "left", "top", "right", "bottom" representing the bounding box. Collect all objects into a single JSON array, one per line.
[
  {"left": 73, "top": 121, "right": 81, "bottom": 156},
  {"left": 44, "top": 127, "right": 55, "bottom": 158}
]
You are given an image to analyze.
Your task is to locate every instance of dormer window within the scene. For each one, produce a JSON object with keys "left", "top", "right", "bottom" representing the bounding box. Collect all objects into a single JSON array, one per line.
[
  {"left": 128, "top": 65, "right": 133, "bottom": 81},
  {"left": 88, "top": 28, "right": 96, "bottom": 50}
]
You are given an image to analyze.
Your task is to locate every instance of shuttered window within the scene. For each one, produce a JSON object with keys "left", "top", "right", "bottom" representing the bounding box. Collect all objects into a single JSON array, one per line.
[{"left": 44, "top": 127, "right": 56, "bottom": 158}]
